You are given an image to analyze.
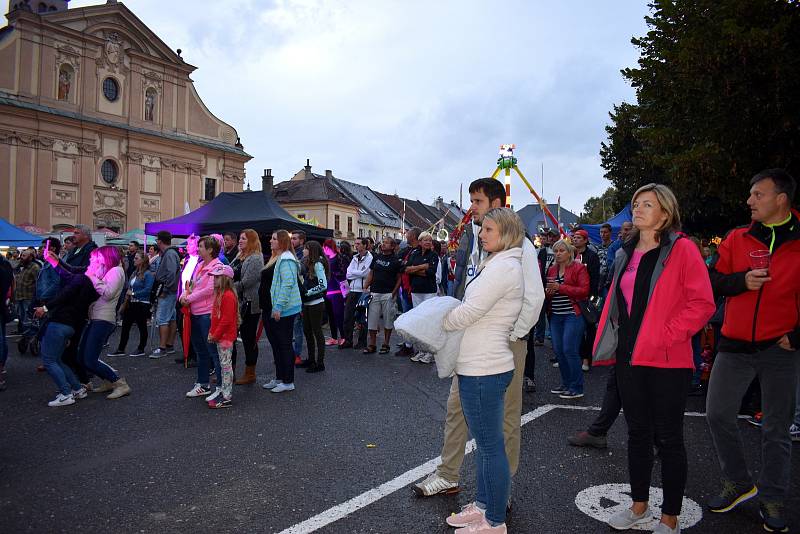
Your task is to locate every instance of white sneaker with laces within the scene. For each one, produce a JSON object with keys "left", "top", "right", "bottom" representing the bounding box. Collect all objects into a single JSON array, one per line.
[
  {"left": 262, "top": 378, "right": 281, "bottom": 390},
  {"left": 149, "top": 348, "right": 166, "bottom": 359},
  {"left": 48, "top": 393, "right": 75, "bottom": 407},
  {"left": 413, "top": 472, "right": 460, "bottom": 496},
  {"left": 271, "top": 382, "right": 295, "bottom": 393},
  {"left": 185, "top": 383, "right": 212, "bottom": 398},
  {"left": 607, "top": 506, "right": 651, "bottom": 530},
  {"left": 71, "top": 387, "right": 88, "bottom": 399},
  {"left": 790, "top": 423, "right": 800, "bottom": 442},
  {"left": 410, "top": 352, "right": 422, "bottom": 362},
  {"left": 206, "top": 387, "right": 222, "bottom": 402},
  {"left": 418, "top": 353, "right": 434, "bottom": 364}
]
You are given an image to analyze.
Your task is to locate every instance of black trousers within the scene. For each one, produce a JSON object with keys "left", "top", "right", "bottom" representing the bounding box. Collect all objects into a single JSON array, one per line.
[
  {"left": 240, "top": 312, "right": 260, "bottom": 366},
  {"left": 588, "top": 365, "right": 622, "bottom": 437},
  {"left": 524, "top": 326, "right": 536, "bottom": 379},
  {"left": 303, "top": 302, "right": 325, "bottom": 365},
  {"left": 264, "top": 312, "right": 296, "bottom": 384},
  {"left": 63, "top": 322, "right": 90, "bottom": 383},
  {"left": 616, "top": 361, "right": 692, "bottom": 516},
  {"left": 117, "top": 302, "right": 150, "bottom": 352},
  {"left": 342, "top": 291, "right": 367, "bottom": 346}
]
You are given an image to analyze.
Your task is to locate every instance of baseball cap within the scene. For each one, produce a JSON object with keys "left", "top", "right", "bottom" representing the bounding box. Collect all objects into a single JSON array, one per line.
[{"left": 209, "top": 264, "right": 234, "bottom": 278}]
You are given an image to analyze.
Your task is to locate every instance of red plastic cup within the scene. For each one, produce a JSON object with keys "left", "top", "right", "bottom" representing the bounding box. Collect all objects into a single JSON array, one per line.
[{"left": 749, "top": 250, "right": 770, "bottom": 271}]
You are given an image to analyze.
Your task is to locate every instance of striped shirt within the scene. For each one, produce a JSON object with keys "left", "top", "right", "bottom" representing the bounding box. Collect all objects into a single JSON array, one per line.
[{"left": 550, "top": 274, "right": 574, "bottom": 315}]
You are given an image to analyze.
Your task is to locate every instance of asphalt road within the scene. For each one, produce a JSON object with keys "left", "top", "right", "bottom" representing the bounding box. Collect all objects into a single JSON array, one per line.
[{"left": 1, "top": 324, "right": 798, "bottom": 533}]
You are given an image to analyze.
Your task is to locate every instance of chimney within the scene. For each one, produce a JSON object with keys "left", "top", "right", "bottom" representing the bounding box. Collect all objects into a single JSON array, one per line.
[
  {"left": 304, "top": 158, "right": 312, "bottom": 179},
  {"left": 261, "top": 169, "right": 273, "bottom": 196},
  {"left": 325, "top": 169, "right": 333, "bottom": 179},
  {"left": 435, "top": 196, "right": 444, "bottom": 211}
]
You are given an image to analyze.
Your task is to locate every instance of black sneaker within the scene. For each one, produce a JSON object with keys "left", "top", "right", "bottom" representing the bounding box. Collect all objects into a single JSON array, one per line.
[
  {"left": 107, "top": 350, "right": 126, "bottom": 357},
  {"left": 708, "top": 480, "right": 758, "bottom": 513},
  {"left": 759, "top": 501, "right": 788, "bottom": 533},
  {"left": 129, "top": 350, "right": 146, "bottom": 357}
]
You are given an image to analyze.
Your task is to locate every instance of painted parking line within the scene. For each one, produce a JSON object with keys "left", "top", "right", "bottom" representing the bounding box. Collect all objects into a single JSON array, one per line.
[{"left": 278, "top": 404, "right": 716, "bottom": 534}]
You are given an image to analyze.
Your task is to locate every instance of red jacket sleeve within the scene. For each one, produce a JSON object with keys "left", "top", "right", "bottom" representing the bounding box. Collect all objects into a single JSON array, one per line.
[
  {"left": 210, "top": 290, "right": 238, "bottom": 344},
  {"left": 558, "top": 262, "right": 590, "bottom": 301}
]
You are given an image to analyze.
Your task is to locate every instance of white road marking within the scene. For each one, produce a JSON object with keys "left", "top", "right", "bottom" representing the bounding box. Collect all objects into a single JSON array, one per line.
[
  {"left": 575, "top": 483, "right": 703, "bottom": 530},
  {"left": 277, "top": 404, "right": 713, "bottom": 534}
]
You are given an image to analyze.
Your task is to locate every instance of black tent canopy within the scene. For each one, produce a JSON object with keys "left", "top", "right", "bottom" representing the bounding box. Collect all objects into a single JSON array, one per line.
[{"left": 144, "top": 190, "right": 333, "bottom": 240}]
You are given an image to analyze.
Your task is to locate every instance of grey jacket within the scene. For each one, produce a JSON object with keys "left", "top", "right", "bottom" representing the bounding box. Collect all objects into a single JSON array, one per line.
[
  {"left": 235, "top": 253, "right": 264, "bottom": 315},
  {"left": 155, "top": 247, "right": 181, "bottom": 295}
]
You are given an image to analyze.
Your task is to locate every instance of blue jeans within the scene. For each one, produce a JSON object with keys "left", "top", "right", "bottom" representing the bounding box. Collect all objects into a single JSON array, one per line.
[
  {"left": 459, "top": 371, "right": 514, "bottom": 526},
  {"left": 78, "top": 320, "right": 118, "bottom": 383},
  {"left": 550, "top": 313, "right": 585, "bottom": 394},
  {"left": 292, "top": 313, "right": 304, "bottom": 357},
  {"left": 41, "top": 321, "right": 81, "bottom": 395},
  {"left": 190, "top": 314, "right": 220, "bottom": 387},
  {"left": 16, "top": 299, "right": 33, "bottom": 336},
  {"left": 691, "top": 332, "right": 703, "bottom": 386}
]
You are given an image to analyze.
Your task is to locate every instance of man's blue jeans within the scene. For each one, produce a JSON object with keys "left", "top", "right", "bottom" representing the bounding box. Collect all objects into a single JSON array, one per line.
[
  {"left": 550, "top": 312, "right": 585, "bottom": 394},
  {"left": 458, "top": 370, "right": 514, "bottom": 526},
  {"left": 292, "top": 313, "right": 304, "bottom": 357},
  {"left": 41, "top": 321, "right": 81, "bottom": 395},
  {"left": 190, "top": 314, "right": 220, "bottom": 387},
  {"left": 78, "top": 320, "right": 118, "bottom": 383},
  {"left": 16, "top": 299, "right": 33, "bottom": 336}
]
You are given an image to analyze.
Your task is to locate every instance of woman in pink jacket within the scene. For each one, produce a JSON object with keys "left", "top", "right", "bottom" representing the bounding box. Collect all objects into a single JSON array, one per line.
[
  {"left": 593, "top": 184, "right": 715, "bottom": 534},
  {"left": 180, "top": 236, "right": 223, "bottom": 398}
]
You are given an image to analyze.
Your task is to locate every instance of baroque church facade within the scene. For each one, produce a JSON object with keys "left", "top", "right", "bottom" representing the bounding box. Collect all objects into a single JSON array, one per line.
[{"left": 0, "top": 0, "right": 251, "bottom": 232}]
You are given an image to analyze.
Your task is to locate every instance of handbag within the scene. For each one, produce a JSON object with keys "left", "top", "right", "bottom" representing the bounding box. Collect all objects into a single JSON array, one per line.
[{"left": 577, "top": 299, "right": 600, "bottom": 325}]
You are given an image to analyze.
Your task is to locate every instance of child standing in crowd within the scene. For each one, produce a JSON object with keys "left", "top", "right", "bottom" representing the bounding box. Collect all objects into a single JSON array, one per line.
[{"left": 206, "top": 264, "right": 238, "bottom": 409}]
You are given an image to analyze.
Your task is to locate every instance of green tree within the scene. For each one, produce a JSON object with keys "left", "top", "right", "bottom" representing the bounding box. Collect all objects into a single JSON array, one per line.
[
  {"left": 600, "top": 0, "right": 800, "bottom": 234},
  {"left": 580, "top": 187, "right": 619, "bottom": 224}
]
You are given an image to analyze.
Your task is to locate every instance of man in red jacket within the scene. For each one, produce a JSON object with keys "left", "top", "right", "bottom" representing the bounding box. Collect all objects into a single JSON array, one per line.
[{"left": 706, "top": 168, "right": 799, "bottom": 534}]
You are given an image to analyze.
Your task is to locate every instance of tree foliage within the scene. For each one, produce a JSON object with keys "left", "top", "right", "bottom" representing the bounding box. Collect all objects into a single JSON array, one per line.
[
  {"left": 580, "top": 187, "right": 619, "bottom": 224},
  {"left": 600, "top": 0, "right": 800, "bottom": 234}
]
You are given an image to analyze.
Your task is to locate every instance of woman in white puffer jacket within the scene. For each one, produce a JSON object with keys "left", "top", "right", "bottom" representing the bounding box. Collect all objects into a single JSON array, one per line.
[{"left": 441, "top": 207, "right": 525, "bottom": 533}]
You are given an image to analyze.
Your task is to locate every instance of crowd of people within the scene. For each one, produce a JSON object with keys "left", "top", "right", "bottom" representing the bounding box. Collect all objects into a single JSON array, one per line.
[{"left": 0, "top": 169, "right": 798, "bottom": 533}]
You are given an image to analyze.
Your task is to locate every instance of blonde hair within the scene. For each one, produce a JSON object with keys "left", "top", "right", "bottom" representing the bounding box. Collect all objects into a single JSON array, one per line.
[
  {"left": 482, "top": 207, "right": 525, "bottom": 251},
  {"left": 213, "top": 275, "right": 240, "bottom": 328},
  {"left": 552, "top": 238, "right": 576, "bottom": 263},
  {"left": 631, "top": 183, "right": 681, "bottom": 241},
  {"left": 418, "top": 231, "right": 433, "bottom": 241}
]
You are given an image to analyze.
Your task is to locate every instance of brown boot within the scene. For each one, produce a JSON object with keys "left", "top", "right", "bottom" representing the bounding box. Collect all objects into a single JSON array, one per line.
[{"left": 234, "top": 365, "right": 256, "bottom": 385}]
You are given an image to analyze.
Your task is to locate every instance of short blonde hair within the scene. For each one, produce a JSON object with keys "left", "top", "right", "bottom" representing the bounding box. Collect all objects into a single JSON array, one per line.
[
  {"left": 552, "top": 239, "right": 575, "bottom": 262},
  {"left": 632, "top": 183, "right": 681, "bottom": 240},
  {"left": 482, "top": 207, "right": 525, "bottom": 251},
  {"left": 418, "top": 231, "right": 433, "bottom": 241}
]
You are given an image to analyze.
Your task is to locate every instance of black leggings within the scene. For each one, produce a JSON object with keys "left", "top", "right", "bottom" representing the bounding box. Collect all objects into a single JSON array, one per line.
[
  {"left": 240, "top": 312, "right": 260, "bottom": 366},
  {"left": 264, "top": 313, "right": 296, "bottom": 384},
  {"left": 303, "top": 302, "right": 325, "bottom": 365},
  {"left": 117, "top": 302, "right": 150, "bottom": 352},
  {"left": 616, "top": 362, "right": 692, "bottom": 516}
]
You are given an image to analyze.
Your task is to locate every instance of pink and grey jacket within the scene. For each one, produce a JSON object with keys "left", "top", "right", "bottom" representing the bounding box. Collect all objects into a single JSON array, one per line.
[
  {"left": 184, "top": 257, "right": 222, "bottom": 316},
  {"left": 592, "top": 232, "right": 716, "bottom": 369}
]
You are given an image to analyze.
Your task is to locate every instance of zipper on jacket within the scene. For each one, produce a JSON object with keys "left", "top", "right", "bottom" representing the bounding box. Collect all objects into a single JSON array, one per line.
[{"left": 751, "top": 287, "right": 764, "bottom": 345}]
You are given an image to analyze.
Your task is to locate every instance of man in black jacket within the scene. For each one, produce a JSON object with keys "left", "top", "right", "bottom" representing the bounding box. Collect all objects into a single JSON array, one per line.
[{"left": 63, "top": 225, "right": 98, "bottom": 271}]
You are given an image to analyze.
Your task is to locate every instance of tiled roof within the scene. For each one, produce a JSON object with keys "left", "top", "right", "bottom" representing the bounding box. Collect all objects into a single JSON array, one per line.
[
  {"left": 375, "top": 193, "right": 429, "bottom": 230},
  {"left": 273, "top": 176, "right": 357, "bottom": 206},
  {"left": 330, "top": 178, "right": 401, "bottom": 228}
]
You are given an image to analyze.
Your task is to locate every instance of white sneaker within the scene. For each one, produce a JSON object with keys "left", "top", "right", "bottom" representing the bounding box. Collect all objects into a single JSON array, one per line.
[
  {"left": 185, "top": 383, "right": 212, "bottom": 398},
  {"left": 48, "top": 393, "right": 75, "bottom": 407},
  {"left": 418, "top": 353, "right": 434, "bottom": 364},
  {"left": 582, "top": 362, "right": 590, "bottom": 372},
  {"left": 413, "top": 472, "right": 460, "bottom": 496},
  {"left": 271, "top": 382, "right": 295, "bottom": 393},
  {"left": 410, "top": 352, "right": 422, "bottom": 362},
  {"left": 790, "top": 423, "right": 800, "bottom": 442},
  {"left": 206, "top": 387, "right": 222, "bottom": 402},
  {"left": 262, "top": 378, "right": 281, "bottom": 390},
  {"left": 149, "top": 348, "right": 167, "bottom": 359},
  {"left": 608, "top": 506, "right": 651, "bottom": 530},
  {"left": 71, "top": 387, "right": 88, "bottom": 400}
]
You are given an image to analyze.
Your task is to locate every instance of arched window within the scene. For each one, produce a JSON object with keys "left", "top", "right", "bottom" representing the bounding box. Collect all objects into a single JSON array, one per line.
[
  {"left": 144, "top": 88, "right": 157, "bottom": 121},
  {"left": 57, "top": 64, "right": 73, "bottom": 101}
]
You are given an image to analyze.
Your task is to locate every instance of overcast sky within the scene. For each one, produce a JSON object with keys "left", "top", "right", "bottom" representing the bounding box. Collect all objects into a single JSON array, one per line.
[{"left": 72, "top": 0, "right": 651, "bottom": 215}]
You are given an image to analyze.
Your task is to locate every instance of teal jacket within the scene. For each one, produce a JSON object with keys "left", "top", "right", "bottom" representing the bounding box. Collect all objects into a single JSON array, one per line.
[{"left": 270, "top": 251, "right": 302, "bottom": 317}]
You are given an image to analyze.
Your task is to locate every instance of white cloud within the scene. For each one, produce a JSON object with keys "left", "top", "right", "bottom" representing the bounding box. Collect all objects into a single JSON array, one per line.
[{"left": 69, "top": 0, "right": 650, "bottom": 215}]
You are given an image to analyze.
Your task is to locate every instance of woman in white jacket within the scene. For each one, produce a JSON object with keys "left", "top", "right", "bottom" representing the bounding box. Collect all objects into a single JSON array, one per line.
[{"left": 442, "top": 207, "right": 525, "bottom": 534}]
